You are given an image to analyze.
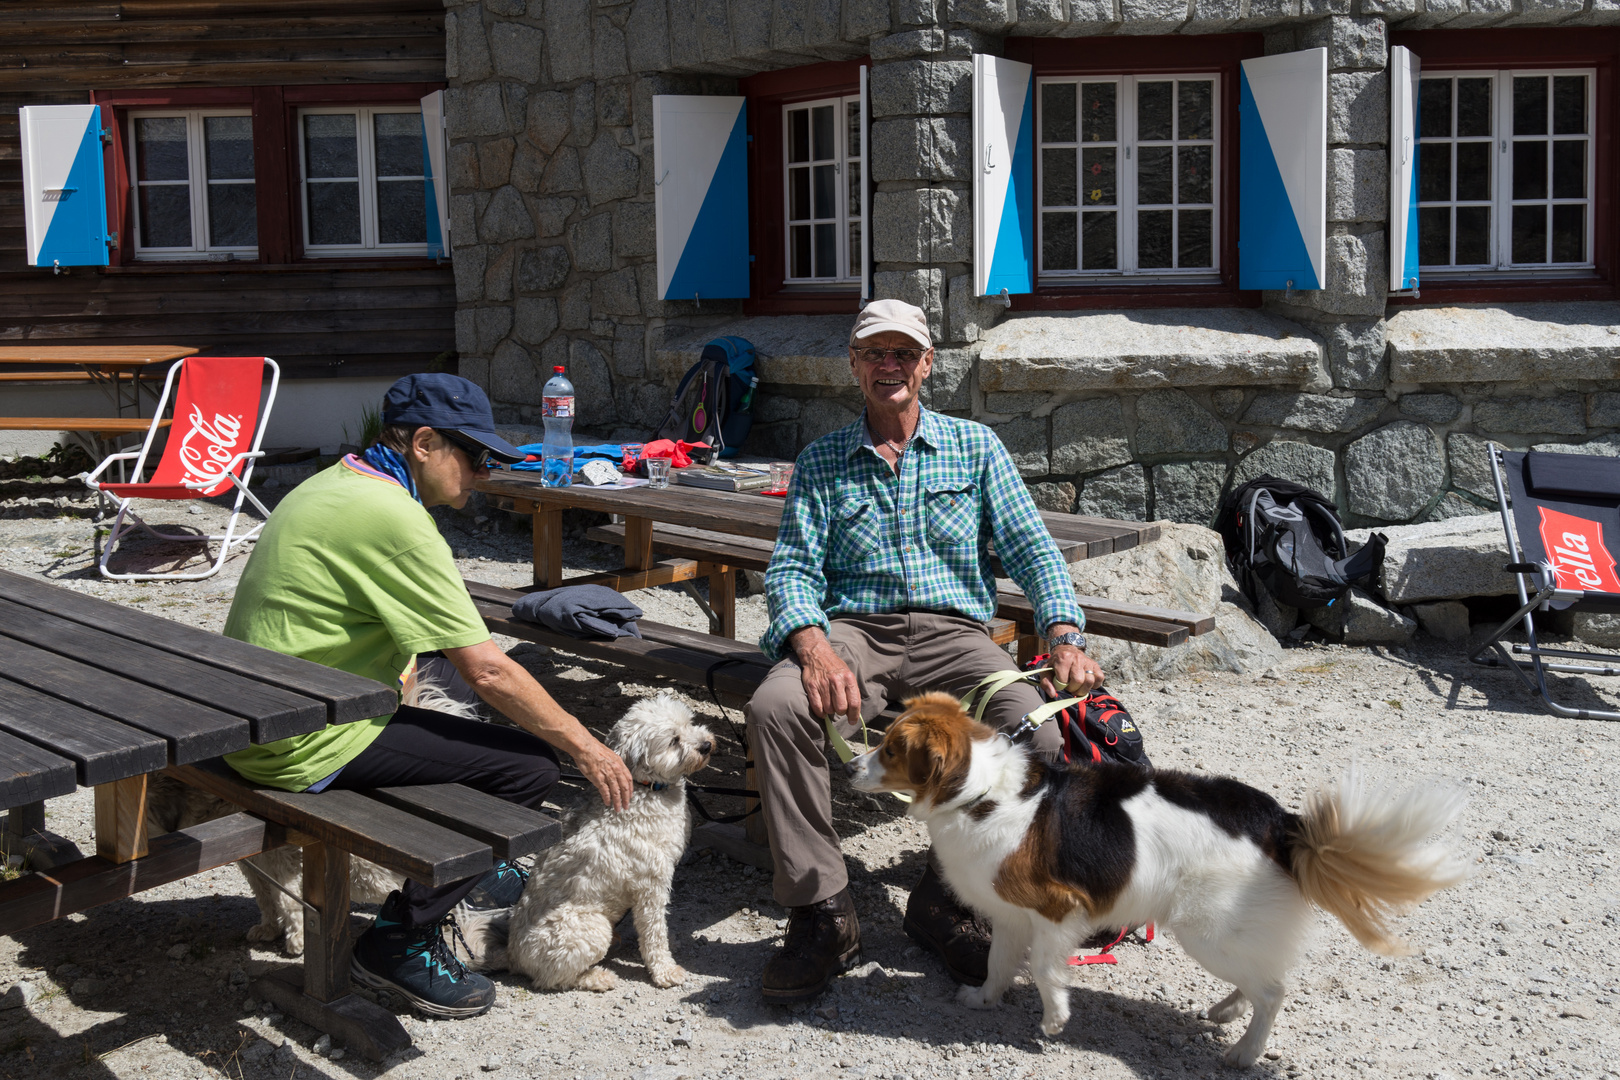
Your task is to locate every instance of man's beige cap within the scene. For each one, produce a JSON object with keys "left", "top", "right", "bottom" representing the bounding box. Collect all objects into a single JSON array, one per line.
[{"left": 849, "top": 298, "right": 931, "bottom": 348}]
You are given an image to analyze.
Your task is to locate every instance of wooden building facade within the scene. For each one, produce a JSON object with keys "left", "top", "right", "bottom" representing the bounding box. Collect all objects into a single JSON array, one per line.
[{"left": 1, "top": 1, "right": 454, "bottom": 381}]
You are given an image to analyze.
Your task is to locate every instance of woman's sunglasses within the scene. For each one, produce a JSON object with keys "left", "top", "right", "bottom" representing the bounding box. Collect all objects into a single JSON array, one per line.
[
  {"left": 439, "top": 431, "right": 496, "bottom": 470},
  {"left": 853, "top": 347, "right": 927, "bottom": 365}
]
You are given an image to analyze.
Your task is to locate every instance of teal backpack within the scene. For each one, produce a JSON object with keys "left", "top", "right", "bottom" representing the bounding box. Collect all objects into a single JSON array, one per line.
[{"left": 656, "top": 336, "right": 758, "bottom": 458}]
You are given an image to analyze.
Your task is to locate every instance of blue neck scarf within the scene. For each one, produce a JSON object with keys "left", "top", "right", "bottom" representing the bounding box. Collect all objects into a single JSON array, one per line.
[{"left": 360, "top": 443, "right": 421, "bottom": 503}]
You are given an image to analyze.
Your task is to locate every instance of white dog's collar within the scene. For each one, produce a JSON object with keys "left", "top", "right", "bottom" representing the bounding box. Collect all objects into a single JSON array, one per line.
[{"left": 636, "top": 779, "right": 669, "bottom": 792}]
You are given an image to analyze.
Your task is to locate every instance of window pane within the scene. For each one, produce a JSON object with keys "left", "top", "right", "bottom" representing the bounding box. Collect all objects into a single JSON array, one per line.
[
  {"left": 374, "top": 113, "right": 422, "bottom": 178},
  {"left": 789, "top": 224, "right": 811, "bottom": 277},
  {"left": 1419, "top": 143, "right": 1452, "bottom": 202},
  {"left": 1177, "top": 80, "right": 1213, "bottom": 140},
  {"left": 813, "top": 222, "right": 837, "bottom": 277},
  {"left": 811, "top": 106, "right": 834, "bottom": 161},
  {"left": 1512, "top": 140, "right": 1547, "bottom": 200},
  {"left": 1042, "top": 82, "right": 1077, "bottom": 143},
  {"left": 377, "top": 179, "right": 425, "bottom": 244},
  {"left": 1042, "top": 148, "right": 1076, "bottom": 206},
  {"left": 1552, "top": 204, "right": 1584, "bottom": 262},
  {"left": 848, "top": 221, "right": 861, "bottom": 274},
  {"left": 1420, "top": 80, "right": 1452, "bottom": 138},
  {"left": 1138, "top": 81, "right": 1173, "bottom": 141},
  {"left": 1553, "top": 140, "right": 1585, "bottom": 199},
  {"left": 1138, "top": 209, "right": 1173, "bottom": 269},
  {"left": 203, "top": 116, "right": 254, "bottom": 180},
  {"left": 307, "top": 180, "right": 361, "bottom": 245},
  {"left": 1081, "top": 82, "right": 1116, "bottom": 142},
  {"left": 1082, "top": 147, "right": 1115, "bottom": 205},
  {"left": 812, "top": 163, "right": 836, "bottom": 219},
  {"left": 304, "top": 114, "right": 358, "bottom": 179},
  {"left": 1455, "top": 205, "right": 1491, "bottom": 264},
  {"left": 1419, "top": 206, "right": 1451, "bottom": 265},
  {"left": 138, "top": 184, "right": 192, "bottom": 247},
  {"left": 1178, "top": 145, "right": 1212, "bottom": 204},
  {"left": 1081, "top": 212, "right": 1116, "bottom": 270},
  {"left": 207, "top": 183, "right": 256, "bottom": 247},
  {"left": 789, "top": 169, "right": 809, "bottom": 221},
  {"left": 1178, "top": 209, "right": 1212, "bottom": 268},
  {"left": 1455, "top": 142, "right": 1491, "bottom": 201},
  {"left": 1043, "top": 212, "right": 1077, "bottom": 270},
  {"left": 788, "top": 109, "right": 809, "bottom": 164},
  {"left": 1512, "top": 203, "right": 1547, "bottom": 263},
  {"left": 1137, "top": 146, "right": 1172, "bottom": 204},
  {"left": 1553, "top": 76, "right": 1586, "bottom": 135},
  {"left": 1457, "top": 79, "right": 1492, "bottom": 137},
  {"left": 846, "top": 100, "right": 861, "bottom": 157},
  {"left": 135, "top": 117, "right": 189, "bottom": 182},
  {"left": 1513, "top": 77, "right": 1548, "bottom": 136},
  {"left": 847, "top": 161, "right": 861, "bottom": 218}
]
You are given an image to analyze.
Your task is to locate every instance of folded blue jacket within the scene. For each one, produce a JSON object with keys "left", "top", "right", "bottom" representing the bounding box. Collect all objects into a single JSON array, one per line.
[
  {"left": 510, "top": 583, "right": 643, "bottom": 640},
  {"left": 508, "top": 443, "right": 623, "bottom": 471}
]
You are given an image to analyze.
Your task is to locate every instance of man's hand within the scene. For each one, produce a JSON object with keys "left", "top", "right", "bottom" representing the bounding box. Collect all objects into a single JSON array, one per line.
[
  {"left": 1041, "top": 623, "right": 1105, "bottom": 698},
  {"left": 573, "top": 738, "right": 635, "bottom": 812},
  {"left": 789, "top": 626, "right": 863, "bottom": 725}
]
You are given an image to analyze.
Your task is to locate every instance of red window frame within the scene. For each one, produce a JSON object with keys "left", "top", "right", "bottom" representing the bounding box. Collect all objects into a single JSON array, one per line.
[
  {"left": 1004, "top": 34, "right": 1263, "bottom": 310},
  {"left": 1389, "top": 28, "right": 1618, "bottom": 305},
  {"left": 740, "top": 59, "right": 868, "bottom": 316},
  {"left": 90, "top": 83, "right": 444, "bottom": 269}
]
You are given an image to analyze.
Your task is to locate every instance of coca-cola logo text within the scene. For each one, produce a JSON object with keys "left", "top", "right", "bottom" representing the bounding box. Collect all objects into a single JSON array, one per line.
[
  {"left": 1537, "top": 506, "right": 1620, "bottom": 593},
  {"left": 178, "top": 404, "right": 244, "bottom": 488}
]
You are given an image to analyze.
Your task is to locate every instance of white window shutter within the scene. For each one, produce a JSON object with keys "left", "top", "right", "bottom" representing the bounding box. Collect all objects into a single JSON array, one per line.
[
  {"left": 1389, "top": 46, "right": 1420, "bottom": 292},
  {"left": 1238, "top": 49, "right": 1327, "bottom": 290},
  {"left": 19, "top": 104, "right": 109, "bottom": 269},
  {"left": 973, "top": 54, "right": 1035, "bottom": 298},
  {"left": 859, "top": 65, "right": 871, "bottom": 301},
  {"left": 421, "top": 91, "right": 451, "bottom": 260},
  {"left": 653, "top": 95, "right": 749, "bottom": 301}
]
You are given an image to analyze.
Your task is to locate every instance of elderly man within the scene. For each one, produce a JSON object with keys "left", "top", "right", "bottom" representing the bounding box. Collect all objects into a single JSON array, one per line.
[
  {"left": 746, "top": 299, "right": 1103, "bottom": 1001},
  {"left": 223, "top": 373, "right": 632, "bottom": 1019}
]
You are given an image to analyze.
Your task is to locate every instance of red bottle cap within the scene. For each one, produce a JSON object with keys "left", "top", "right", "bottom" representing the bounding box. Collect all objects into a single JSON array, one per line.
[{"left": 553, "top": 366, "right": 565, "bottom": 373}]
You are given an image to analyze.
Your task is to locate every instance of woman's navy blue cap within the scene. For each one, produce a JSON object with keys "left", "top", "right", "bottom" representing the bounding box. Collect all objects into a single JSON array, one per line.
[{"left": 382, "top": 373, "right": 525, "bottom": 464}]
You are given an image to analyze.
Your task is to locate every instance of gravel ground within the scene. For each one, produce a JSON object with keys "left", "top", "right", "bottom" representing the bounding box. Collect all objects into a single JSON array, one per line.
[{"left": 1, "top": 474, "right": 1618, "bottom": 1080}]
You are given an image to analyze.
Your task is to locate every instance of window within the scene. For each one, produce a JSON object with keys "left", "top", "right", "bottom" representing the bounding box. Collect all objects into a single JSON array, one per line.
[
  {"left": 299, "top": 107, "right": 428, "bottom": 256},
  {"left": 1038, "top": 76, "right": 1218, "bottom": 279},
  {"left": 783, "top": 96, "right": 863, "bottom": 284},
  {"left": 127, "top": 110, "right": 256, "bottom": 259},
  {"left": 1418, "top": 70, "right": 1594, "bottom": 272}
]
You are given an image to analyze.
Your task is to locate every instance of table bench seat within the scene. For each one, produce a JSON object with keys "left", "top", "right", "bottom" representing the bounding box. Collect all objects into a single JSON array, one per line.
[{"left": 0, "top": 417, "right": 170, "bottom": 437}]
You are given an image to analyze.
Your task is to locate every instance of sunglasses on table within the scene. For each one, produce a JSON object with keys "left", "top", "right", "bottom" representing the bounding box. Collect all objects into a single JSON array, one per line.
[
  {"left": 852, "top": 347, "right": 928, "bottom": 365},
  {"left": 439, "top": 431, "right": 497, "bottom": 470}
]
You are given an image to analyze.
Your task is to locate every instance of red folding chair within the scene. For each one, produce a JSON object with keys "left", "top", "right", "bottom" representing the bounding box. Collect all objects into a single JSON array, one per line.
[{"left": 85, "top": 356, "right": 279, "bottom": 581}]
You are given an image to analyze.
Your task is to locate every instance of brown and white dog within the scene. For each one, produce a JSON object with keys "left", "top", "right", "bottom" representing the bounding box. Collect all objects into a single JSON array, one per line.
[{"left": 847, "top": 693, "right": 1469, "bottom": 1067}]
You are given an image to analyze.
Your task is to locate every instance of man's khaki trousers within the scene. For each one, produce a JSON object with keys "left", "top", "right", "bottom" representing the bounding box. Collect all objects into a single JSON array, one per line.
[{"left": 744, "top": 610, "right": 1061, "bottom": 908}]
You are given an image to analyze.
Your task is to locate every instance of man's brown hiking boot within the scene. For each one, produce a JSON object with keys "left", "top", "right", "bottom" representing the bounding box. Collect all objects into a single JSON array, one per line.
[
  {"left": 760, "top": 888, "right": 860, "bottom": 1001},
  {"left": 903, "top": 857, "right": 990, "bottom": 986}
]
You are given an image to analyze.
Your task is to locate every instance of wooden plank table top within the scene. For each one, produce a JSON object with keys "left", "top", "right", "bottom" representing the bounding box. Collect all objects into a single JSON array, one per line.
[{"left": 0, "top": 346, "right": 197, "bottom": 371}]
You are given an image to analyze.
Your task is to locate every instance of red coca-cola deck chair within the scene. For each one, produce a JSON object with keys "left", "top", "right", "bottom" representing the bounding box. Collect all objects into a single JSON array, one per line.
[
  {"left": 1470, "top": 446, "right": 1620, "bottom": 721},
  {"left": 84, "top": 356, "right": 280, "bottom": 581}
]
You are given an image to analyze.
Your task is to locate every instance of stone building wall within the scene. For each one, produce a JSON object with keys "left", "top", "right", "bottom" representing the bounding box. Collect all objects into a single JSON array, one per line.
[{"left": 445, "top": 0, "right": 1620, "bottom": 530}]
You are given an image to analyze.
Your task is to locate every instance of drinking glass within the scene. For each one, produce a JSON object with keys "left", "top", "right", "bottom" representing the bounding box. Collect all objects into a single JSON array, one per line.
[
  {"left": 646, "top": 457, "right": 671, "bottom": 489},
  {"left": 769, "top": 462, "right": 794, "bottom": 493}
]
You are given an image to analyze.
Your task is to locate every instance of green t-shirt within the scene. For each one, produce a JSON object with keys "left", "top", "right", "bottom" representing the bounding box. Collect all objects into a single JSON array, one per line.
[{"left": 222, "top": 459, "right": 490, "bottom": 790}]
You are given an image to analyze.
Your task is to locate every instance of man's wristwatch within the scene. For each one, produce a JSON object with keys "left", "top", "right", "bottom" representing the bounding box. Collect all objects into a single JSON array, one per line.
[{"left": 1048, "top": 631, "right": 1087, "bottom": 653}]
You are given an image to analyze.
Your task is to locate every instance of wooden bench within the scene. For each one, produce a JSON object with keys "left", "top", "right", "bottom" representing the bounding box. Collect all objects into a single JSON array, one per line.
[{"left": 0, "top": 416, "right": 170, "bottom": 438}]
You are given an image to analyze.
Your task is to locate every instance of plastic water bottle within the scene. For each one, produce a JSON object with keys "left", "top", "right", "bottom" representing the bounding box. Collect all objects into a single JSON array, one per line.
[{"left": 541, "top": 365, "right": 574, "bottom": 488}]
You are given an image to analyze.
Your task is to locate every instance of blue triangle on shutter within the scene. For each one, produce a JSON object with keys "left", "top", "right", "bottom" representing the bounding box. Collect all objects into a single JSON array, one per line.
[
  {"left": 986, "top": 75, "right": 1034, "bottom": 296},
  {"left": 38, "top": 108, "right": 108, "bottom": 268},
  {"left": 1401, "top": 98, "right": 1420, "bottom": 289},
  {"left": 1238, "top": 70, "right": 1316, "bottom": 290},
  {"left": 666, "top": 104, "right": 750, "bottom": 300}
]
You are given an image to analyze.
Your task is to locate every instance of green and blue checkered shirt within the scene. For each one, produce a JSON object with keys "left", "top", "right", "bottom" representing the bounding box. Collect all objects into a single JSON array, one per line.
[{"left": 761, "top": 407, "right": 1084, "bottom": 661}]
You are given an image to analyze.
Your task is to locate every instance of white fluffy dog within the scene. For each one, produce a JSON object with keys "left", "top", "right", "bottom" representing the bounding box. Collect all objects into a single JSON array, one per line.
[{"left": 468, "top": 693, "right": 713, "bottom": 991}]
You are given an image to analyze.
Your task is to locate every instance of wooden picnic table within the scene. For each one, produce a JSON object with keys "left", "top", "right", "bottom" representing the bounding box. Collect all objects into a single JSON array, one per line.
[
  {"left": 0, "top": 569, "right": 558, "bottom": 1059},
  {"left": 0, "top": 345, "right": 197, "bottom": 419},
  {"left": 474, "top": 468, "right": 1163, "bottom": 642}
]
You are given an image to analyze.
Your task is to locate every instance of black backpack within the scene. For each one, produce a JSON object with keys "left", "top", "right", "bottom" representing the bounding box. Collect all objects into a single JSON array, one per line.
[
  {"left": 1020, "top": 656, "right": 1151, "bottom": 768},
  {"left": 656, "top": 336, "right": 758, "bottom": 459},
  {"left": 1215, "top": 476, "right": 1386, "bottom": 610}
]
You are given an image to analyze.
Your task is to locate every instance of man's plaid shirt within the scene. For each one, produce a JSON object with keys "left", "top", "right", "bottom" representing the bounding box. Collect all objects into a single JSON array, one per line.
[{"left": 761, "top": 407, "right": 1084, "bottom": 661}]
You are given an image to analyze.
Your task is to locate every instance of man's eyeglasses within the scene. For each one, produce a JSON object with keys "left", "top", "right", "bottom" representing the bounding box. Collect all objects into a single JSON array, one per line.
[
  {"left": 439, "top": 431, "right": 495, "bottom": 470},
  {"left": 853, "top": 347, "right": 927, "bottom": 365}
]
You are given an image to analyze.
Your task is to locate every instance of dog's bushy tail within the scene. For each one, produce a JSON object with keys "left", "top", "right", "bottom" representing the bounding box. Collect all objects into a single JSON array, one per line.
[{"left": 1290, "top": 765, "right": 1470, "bottom": 956}]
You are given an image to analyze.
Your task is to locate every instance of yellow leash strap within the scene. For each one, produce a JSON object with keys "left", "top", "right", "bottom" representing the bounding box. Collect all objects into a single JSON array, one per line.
[
  {"left": 824, "top": 714, "right": 911, "bottom": 803},
  {"left": 960, "top": 666, "right": 1082, "bottom": 739}
]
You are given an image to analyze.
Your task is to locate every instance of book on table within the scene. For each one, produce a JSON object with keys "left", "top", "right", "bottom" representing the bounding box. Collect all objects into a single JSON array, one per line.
[{"left": 674, "top": 462, "right": 775, "bottom": 492}]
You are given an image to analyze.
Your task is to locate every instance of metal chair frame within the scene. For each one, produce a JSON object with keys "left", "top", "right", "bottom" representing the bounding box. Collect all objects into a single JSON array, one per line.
[
  {"left": 1467, "top": 444, "right": 1620, "bottom": 721},
  {"left": 84, "top": 357, "right": 279, "bottom": 582}
]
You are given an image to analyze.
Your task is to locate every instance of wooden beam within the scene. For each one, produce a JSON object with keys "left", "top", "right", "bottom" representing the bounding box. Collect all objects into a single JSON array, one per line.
[
  {"left": 362, "top": 785, "right": 561, "bottom": 861},
  {"left": 698, "top": 562, "right": 738, "bottom": 639},
  {"left": 565, "top": 559, "right": 701, "bottom": 592},
  {"left": 533, "top": 507, "right": 563, "bottom": 588},
  {"left": 623, "top": 516, "right": 655, "bottom": 571},
  {"left": 94, "top": 774, "right": 150, "bottom": 863},
  {"left": 742, "top": 765, "right": 768, "bottom": 847},
  {"left": 302, "top": 842, "right": 351, "bottom": 1003},
  {"left": 251, "top": 970, "right": 411, "bottom": 1063}
]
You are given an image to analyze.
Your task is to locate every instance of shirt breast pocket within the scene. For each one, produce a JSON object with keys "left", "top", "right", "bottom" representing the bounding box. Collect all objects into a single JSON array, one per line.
[
  {"left": 924, "top": 481, "right": 980, "bottom": 547},
  {"left": 829, "top": 497, "right": 881, "bottom": 565}
]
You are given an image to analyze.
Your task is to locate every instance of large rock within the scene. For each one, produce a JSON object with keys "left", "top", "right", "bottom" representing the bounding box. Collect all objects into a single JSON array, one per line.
[
  {"left": 1412, "top": 600, "right": 1470, "bottom": 642},
  {"left": 1448, "top": 433, "right": 1505, "bottom": 500},
  {"left": 1573, "top": 613, "right": 1620, "bottom": 647},
  {"left": 1150, "top": 460, "right": 1228, "bottom": 526},
  {"left": 1347, "top": 514, "right": 1515, "bottom": 604},
  {"left": 1051, "top": 397, "right": 1131, "bottom": 474},
  {"left": 1386, "top": 303, "right": 1620, "bottom": 383},
  {"left": 1303, "top": 587, "right": 1414, "bottom": 645},
  {"left": 1135, "top": 390, "right": 1227, "bottom": 455},
  {"left": 1233, "top": 440, "right": 1337, "bottom": 498},
  {"left": 1242, "top": 392, "right": 1385, "bottom": 433},
  {"left": 1059, "top": 523, "right": 1283, "bottom": 684},
  {"left": 1077, "top": 465, "right": 1147, "bottom": 521},
  {"left": 1344, "top": 421, "right": 1445, "bottom": 520}
]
